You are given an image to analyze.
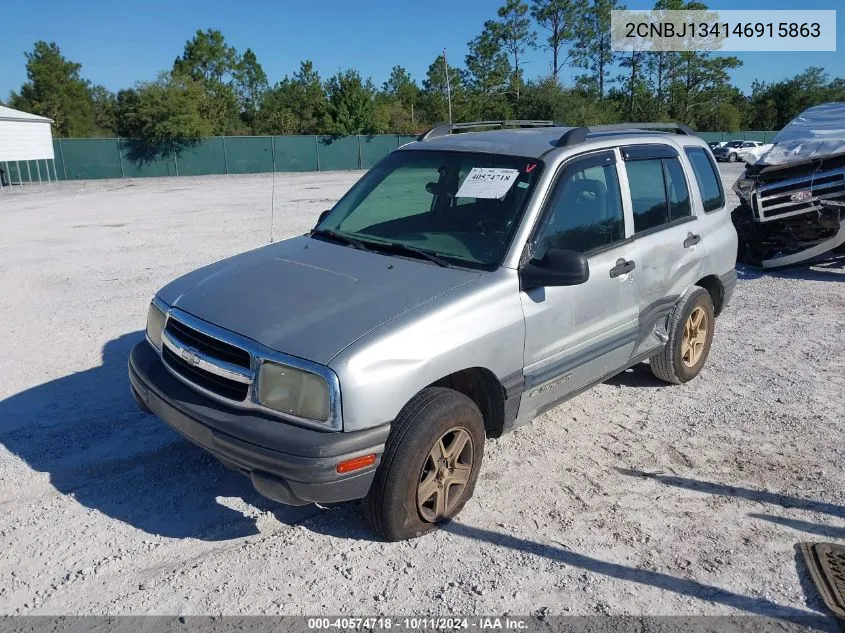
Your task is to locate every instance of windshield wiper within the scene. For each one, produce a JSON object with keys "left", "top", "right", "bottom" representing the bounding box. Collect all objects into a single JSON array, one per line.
[
  {"left": 364, "top": 240, "right": 454, "bottom": 268},
  {"left": 312, "top": 229, "right": 454, "bottom": 268},
  {"left": 310, "top": 228, "right": 370, "bottom": 251}
]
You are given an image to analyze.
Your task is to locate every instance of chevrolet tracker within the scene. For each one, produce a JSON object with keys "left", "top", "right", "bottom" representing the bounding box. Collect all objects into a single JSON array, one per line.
[{"left": 129, "top": 121, "right": 738, "bottom": 541}]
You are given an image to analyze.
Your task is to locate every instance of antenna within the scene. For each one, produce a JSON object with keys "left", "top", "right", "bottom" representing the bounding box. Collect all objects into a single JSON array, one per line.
[{"left": 270, "top": 156, "right": 276, "bottom": 243}]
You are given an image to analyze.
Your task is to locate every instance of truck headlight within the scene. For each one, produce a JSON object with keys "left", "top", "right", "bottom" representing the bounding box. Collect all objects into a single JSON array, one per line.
[
  {"left": 258, "top": 362, "right": 330, "bottom": 422},
  {"left": 733, "top": 176, "right": 755, "bottom": 198},
  {"left": 146, "top": 300, "right": 167, "bottom": 350}
]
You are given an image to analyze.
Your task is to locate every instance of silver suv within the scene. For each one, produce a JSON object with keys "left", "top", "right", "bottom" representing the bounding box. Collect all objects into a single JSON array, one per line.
[{"left": 129, "top": 121, "right": 738, "bottom": 541}]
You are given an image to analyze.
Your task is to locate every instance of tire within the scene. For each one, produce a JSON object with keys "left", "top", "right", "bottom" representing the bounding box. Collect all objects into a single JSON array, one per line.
[
  {"left": 728, "top": 152, "right": 738, "bottom": 163},
  {"left": 649, "top": 287, "right": 716, "bottom": 385},
  {"left": 363, "top": 387, "right": 485, "bottom": 541}
]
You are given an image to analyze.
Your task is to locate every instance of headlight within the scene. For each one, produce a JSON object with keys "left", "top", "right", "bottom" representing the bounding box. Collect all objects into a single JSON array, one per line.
[
  {"left": 733, "top": 176, "right": 755, "bottom": 198},
  {"left": 258, "top": 361, "right": 330, "bottom": 422},
  {"left": 146, "top": 300, "right": 167, "bottom": 350}
]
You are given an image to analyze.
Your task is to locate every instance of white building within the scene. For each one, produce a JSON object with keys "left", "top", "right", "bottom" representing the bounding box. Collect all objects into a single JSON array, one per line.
[{"left": 0, "top": 105, "right": 57, "bottom": 187}]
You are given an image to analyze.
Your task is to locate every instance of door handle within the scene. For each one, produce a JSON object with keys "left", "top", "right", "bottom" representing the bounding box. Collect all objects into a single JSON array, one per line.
[
  {"left": 684, "top": 232, "right": 702, "bottom": 248},
  {"left": 610, "top": 258, "right": 635, "bottom": 278}
]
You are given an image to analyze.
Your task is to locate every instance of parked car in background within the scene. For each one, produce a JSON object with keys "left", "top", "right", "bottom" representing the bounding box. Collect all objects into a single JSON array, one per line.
[
  {"left": 713, "top": 140, "right": 764, "bottom": 162},
  {"left": 129, "top": 121, "right": 738, "bottom": 541},
  {"left": 707, "top": 141, "right": 725, "bottom": 151},
  {"left": 732, "top": 102, "right": 845, "bottom": 267}
]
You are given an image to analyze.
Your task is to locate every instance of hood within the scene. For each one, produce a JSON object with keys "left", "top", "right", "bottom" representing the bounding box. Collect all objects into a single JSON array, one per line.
[
  {"left": 157, "top": 236, "right": 481, "bottom": 365},
  {"left": 739, "top": 144, "right": 774, "bottom": 164},
  {"left": 749, "top": 102, "right": 845, "bottom": 167}
]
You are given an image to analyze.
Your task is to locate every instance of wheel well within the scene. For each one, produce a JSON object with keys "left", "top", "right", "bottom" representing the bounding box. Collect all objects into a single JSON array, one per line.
[
  {"left": 430, "top": 368, "right": 506, "bottom": 438},
  {"left": 696, "top": 275, "right": 725, "bottom": 316}
]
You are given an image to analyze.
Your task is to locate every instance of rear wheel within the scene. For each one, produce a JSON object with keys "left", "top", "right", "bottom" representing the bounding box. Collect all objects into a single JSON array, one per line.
[
  {"left": 650, "top": 287, "right": 715, "bottom": 384},
  {"left": 363, "top": 387, "right": 485, "bottom": 541}
]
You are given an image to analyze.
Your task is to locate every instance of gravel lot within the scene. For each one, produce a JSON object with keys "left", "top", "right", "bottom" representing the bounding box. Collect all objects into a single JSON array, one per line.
[{"left": 1, "top": 163, "right": 843, "bottom": 618}]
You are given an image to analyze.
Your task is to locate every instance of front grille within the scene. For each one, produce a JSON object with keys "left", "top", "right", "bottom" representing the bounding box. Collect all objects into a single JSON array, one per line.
[
  {"left": 162, "top": 345, "right": 249, "bottom": 401},
  {"left": 754, "top": 168, "right": 845, "bottom": 222},
  {"left": 165, "top": 318, "right": 251, "bottom": 368}
]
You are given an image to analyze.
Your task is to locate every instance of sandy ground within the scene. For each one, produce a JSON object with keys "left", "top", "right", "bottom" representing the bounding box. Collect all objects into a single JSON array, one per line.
[{"left": 0, "top": 165, "right": 843, "bottom": 618}]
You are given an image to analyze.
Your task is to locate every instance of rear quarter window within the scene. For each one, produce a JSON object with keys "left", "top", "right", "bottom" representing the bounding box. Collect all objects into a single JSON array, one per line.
[{"left": 685, "top": 147, "right": 725, "bottom": 213}]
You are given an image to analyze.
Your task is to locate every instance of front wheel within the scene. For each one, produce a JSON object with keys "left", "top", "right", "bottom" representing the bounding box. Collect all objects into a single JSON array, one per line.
[
  {"left": 728, "top": 152, "right": 738, "bottom": 163},
  {"left": 649, "top": 287, "right": 715, "bottom": 384},
  {"left": 363, "top": 387, "right": 485, "bottom": 541}
]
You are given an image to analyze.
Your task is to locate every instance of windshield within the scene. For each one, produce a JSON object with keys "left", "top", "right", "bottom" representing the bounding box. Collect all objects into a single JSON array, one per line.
[
  {"left": 726, "top": 141, "right": 744, "bottom": 148},
  {"left": 316, "top": 149, "right": 544, "bottom": 270}
]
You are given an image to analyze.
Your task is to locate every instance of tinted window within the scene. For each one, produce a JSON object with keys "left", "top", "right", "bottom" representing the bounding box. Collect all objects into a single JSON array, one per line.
[
  {"left": 664, "top": 158, "right": 691, "bottom": 221},
  {"left": 626, "top": 159, "right": 667, "bottom": 233},
  {"left": 685, "top": 147, "right": 725, "bottom": 212},
  {"left": 534, "top": 159, "right": 625, "bottom": 257},
  {"left": 627, "top": 157, "right": 692, "bottom": 232}
]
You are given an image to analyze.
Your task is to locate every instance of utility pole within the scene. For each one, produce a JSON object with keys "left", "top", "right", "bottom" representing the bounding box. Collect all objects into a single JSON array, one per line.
[{"left": 443, "top": 48, "right": 453, "bottom": 124}]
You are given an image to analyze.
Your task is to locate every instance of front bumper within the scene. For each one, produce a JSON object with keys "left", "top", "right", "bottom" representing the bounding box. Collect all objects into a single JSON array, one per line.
[{"left": 128, "top": 341, "right": 389, "bottom": 506}]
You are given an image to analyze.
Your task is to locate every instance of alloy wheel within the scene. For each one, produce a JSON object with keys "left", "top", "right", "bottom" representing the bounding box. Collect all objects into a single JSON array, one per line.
[
  {"left": 681, "top": 306, "right": 708, "bottom": 368},
  {"left": 417, "top": 427, "right": 474, "bottom": 522}
]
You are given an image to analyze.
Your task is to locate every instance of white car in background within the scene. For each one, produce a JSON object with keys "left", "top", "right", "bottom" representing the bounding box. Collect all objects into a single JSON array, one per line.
[{"left": 713, "top": 140, "right": 764, "bottom": 162}]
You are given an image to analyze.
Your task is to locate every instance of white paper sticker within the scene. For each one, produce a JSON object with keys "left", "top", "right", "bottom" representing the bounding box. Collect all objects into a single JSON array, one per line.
[{"left": 455, "top": 168, "right": 520, "bottom": 200}]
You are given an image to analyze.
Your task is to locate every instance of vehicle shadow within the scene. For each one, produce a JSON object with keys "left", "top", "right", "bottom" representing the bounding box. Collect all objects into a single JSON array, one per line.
[
  {"left": 750, "top": 514, "right": 845, "bottom": 540},
  {"left": 615, "top": 469, "right": 845, "bottom": 520},
  {"left": 604, "top": 363, "right": 665, "bottom": 389},
  {"left": 0, "top": 332, "right": 319, "bottom": 541},
  {"left": 769, "top": 256, "right": 845, "bottom": 282},
  {"left": 443, "top": 522, "right": 834, "bottom": 623}
]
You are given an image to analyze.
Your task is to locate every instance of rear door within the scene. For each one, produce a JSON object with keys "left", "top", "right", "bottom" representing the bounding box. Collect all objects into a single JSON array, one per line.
[
  {"left": 518, "top": 150, "right": 640, "bottom": 422},
  {"left": 619, "top": 144, "right": 706, "bottom": 355}
]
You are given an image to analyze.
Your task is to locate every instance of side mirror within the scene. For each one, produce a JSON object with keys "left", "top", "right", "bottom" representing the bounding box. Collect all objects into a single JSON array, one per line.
[
  {"left": 520, "top": 248, "right": 589, "bottom": 290},
  {"left": 316, "top": 209, "right": 331, "bottom": 225}
]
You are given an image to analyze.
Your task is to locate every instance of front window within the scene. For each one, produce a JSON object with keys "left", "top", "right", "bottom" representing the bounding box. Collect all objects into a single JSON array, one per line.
[
  {"left": 317, "top": 150, "right": 544, "bottom": 269},
  {"left": 533, "top": 152, "right": 625, "bottom": 258}
]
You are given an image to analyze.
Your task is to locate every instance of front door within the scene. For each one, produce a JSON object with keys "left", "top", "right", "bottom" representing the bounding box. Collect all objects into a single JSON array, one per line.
[{"left": 517, "top": 150, "right": 639, "bottom": 424}]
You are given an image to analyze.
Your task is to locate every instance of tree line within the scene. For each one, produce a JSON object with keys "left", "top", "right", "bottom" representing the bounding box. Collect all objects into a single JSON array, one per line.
[{"left": 6, "top": 0, "right": 845, "bottom": 143}]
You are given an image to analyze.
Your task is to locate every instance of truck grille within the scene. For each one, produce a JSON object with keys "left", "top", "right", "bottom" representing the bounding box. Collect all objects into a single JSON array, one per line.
[
  {"left": 161, "top": 314, "right": 253, "bottom": 402},
  {"left": 753, "top": 168, "right": 845, "bottom": 222},
  {"left": 162, "top": 346, "right": 250, "bottom": 401},
  {"left": 165, "top": 318, "right": 251, "bottom": 368}
]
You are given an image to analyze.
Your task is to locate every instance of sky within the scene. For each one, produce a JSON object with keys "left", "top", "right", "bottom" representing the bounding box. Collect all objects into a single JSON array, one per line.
[{"left": 0, "top": 0, "right": 842, "bottom": 99}]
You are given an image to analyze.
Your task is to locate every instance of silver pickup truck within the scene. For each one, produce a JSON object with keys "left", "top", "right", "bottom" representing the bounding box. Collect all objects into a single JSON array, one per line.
[{"left": 129, "top": 121, "right": 738, "bottom": 541}]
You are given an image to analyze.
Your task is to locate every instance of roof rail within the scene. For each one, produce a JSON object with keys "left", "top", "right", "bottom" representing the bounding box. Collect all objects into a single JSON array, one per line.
[
  {"left": 418, "top": 120, "right": 560, "bottom": 141},
  {"left": 557, "top": 122, "right": 695, "bottom": 147}
]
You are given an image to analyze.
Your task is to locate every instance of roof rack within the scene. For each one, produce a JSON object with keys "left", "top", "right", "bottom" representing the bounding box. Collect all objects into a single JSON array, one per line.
[
  {"left": 557, "top": 123, "right": 695, "bottom": 147},
  {"left": 418, "top": 120, "right": 560, "bottom": 141}
]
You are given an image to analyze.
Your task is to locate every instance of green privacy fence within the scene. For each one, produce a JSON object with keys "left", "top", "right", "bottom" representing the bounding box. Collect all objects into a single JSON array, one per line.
[
  {"left": 45, "top": 134, "right": 419, "bottom": 181},
  {"left": 697, "top": 130, "right": 779, "bottom": 143},
  {"left": 2, "top": 130, "right": 781, "bottom": 185}
]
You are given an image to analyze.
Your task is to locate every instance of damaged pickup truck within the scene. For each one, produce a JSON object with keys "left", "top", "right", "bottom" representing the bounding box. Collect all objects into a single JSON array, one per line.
[{"left": 732, "top": 102, "right": 845, "bottom": 268}]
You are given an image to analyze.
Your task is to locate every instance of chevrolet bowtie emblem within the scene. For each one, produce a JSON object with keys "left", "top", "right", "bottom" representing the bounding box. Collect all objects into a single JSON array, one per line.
[{"left": 181, "top": 348, "right": 202, "bottom": 366}]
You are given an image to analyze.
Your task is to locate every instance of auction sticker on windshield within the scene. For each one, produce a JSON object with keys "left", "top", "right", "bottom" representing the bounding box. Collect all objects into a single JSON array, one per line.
[{"left": 456, "top": 167, "right": 520, "bottom": 199}]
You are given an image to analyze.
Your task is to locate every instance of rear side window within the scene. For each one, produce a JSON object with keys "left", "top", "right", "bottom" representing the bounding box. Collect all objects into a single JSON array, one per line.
[
  {"left": 685, "top": 147, "right": 724, "bottom": 212},
  {"left": 626, "top": 157, "right": 692, "bottom": 233},
  {"left": 664, "top": 158, "right": 691, "bottom": 222}
]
